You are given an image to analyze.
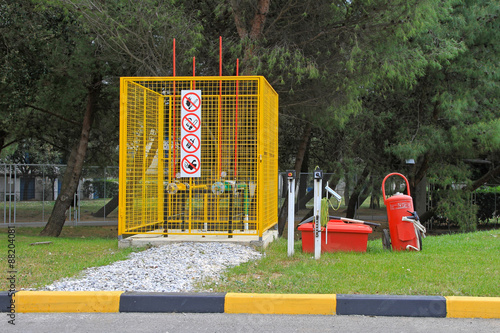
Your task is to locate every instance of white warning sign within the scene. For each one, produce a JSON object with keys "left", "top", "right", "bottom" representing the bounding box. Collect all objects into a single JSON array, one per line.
[{"left": 180, "top": 90, "right": 201, "bottom": 177}]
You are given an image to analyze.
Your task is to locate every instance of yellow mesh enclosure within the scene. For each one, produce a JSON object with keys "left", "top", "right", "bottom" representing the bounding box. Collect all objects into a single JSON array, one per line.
[{"left": 118, "top": 76, "right": 278, "bottom": 237}]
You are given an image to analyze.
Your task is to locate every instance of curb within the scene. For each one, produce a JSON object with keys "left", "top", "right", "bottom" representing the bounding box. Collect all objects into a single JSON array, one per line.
[{"left": 2, "top": 291, "right": 499, "bottom": 318}]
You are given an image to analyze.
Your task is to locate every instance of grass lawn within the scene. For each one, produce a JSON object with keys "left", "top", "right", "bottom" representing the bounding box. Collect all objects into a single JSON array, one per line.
[
  {"left": 0, "top": 226, "right": 141, "bottom": 291},
  {"left": 201, "top": 229, "right": 500, "bottom": 297},
  {"left": 1, "top": 226, "right": 498, "bottom": 296}
]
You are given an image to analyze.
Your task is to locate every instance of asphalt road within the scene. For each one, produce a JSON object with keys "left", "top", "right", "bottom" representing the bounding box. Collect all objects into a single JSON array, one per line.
[{"left": 2, "top": 313, "right": 499, "bottom": 333}]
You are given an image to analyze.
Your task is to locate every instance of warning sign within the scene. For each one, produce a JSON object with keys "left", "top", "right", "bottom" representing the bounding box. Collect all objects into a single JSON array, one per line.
[
  {"left": 182, "top": 92, "right": 201, "bottom": 112},
  {"left": 181, "top": 114, "right": 200, "bottom": 133},
  {"left": 181, "top": 155, "right": 201, "bottom": 176},
  {"left": 180, "top": 90, "right": 201, "bottom": 178},
  {"left": 181, "top": 134, "right": 200, "bottom": 153}
]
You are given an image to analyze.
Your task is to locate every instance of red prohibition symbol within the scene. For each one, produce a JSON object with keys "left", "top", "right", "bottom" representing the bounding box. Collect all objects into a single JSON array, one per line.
[
  {"left": 181, "top": 134, "right": 200, "bottom": 153},
  {"left": 181, "top": 155, "right": 200, "bottom": 174},
  {"left": 181, "top": 114, "right": 201, "bottom": 133},
  {"left": 182, "top": 93, "right": 201, "bottom": 112}
]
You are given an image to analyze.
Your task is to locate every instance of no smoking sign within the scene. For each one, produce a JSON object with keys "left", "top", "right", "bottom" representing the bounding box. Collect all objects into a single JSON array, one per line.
[{"left": 181, "top": 114, "right": 200, "bottom": 133}]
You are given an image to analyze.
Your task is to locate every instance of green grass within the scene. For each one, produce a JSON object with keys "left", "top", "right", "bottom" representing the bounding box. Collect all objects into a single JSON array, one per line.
[
  {"left": 200, "top": 229, "right": 500, "bottom": 296},
  {"left": 0, "top": 226, "right": 142, "bottom": 290},
  {"left": 2, "top": 226, "right": 498, "bottom": 296}
]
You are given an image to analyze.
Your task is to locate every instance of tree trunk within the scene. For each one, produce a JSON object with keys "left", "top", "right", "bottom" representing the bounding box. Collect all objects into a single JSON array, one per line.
[
  {"left": 277, "top": 123, "right": 312, "bottom": 236},
  {"left": 410, "top": 153, "right": 429, "bottom": 210},
  {"left": 40, "top": 77, "right": 101, "bottom": 236},
  {"left": 369, "top": 194, "right": 380, "bottom": 209},
  {"left": 345, "top": 166, "right": 370, "bottom": 218},
  {"left": 296, "top": 150, "right": 309, "bottom": 210},
  {"left": 231, "top": 0, "right": 271, "bottom": 75}
]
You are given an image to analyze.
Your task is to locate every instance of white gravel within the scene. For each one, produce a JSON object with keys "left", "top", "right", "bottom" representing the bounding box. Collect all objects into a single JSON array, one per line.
[{"left": 41, "top": 242, "right": 262, "bottom": 292}]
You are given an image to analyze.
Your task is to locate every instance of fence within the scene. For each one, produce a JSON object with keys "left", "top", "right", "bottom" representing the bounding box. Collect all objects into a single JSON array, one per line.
[
  {"left": 1, "top": 164, "right": 119, "bottom": 225},
  {"left": 2, "top": 164, "right": 497, "bottom": 229}
]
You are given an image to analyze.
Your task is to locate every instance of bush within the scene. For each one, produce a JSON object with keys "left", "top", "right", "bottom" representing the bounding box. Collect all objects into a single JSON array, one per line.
[
  {"left": 475, "top": 186, "right": 500, "bottom": 224},
  {"left": 434, "top": 189, "right": 478, "bottom": 232}
]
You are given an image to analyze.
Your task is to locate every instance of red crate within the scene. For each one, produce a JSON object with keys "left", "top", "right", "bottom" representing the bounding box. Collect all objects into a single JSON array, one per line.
[{"left": 298, "top": 220, "right": 373, "bottom": 253}]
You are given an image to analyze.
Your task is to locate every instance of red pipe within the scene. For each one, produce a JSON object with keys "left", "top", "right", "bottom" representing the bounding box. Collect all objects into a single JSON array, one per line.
[
  {"left": 173, "top": 38, "right": 176, "bottom": 176},
  {"left": 235, "top": 58, "right": 239, "bottom": 179},
  {"left": 218, "top": 36, "right": 222, "bottom": 177},
  {"left": 193, "top": 56, "right": 196, "bottom": 89}
]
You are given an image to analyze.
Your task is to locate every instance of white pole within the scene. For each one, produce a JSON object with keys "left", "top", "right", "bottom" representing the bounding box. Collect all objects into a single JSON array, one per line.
[
  {"left": 313, "top": 169, "right": 323, "bottom": 260},
  {"left": 287, "top": 171, "right": 296, "bottom": 257}
]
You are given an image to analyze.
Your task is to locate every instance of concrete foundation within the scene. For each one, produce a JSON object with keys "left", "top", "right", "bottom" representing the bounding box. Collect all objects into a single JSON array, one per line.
[{"left": 118, "top": 227, "right": 279, "bottom": 249}]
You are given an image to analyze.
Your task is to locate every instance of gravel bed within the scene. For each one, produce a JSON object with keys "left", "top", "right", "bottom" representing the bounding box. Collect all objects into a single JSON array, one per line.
[{"left": 41, "top": 242, "right": 262, "bottom": 292}]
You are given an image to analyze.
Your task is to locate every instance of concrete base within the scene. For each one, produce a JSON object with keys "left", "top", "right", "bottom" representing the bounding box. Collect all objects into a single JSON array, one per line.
[{"left": 118, "top": 228, "right": 278, "bottom": 249}]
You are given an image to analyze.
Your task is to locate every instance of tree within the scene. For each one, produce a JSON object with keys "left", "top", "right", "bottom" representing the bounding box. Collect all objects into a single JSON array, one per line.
[
  {"left": 360, "top": 0, "right": 500, "bottom": 230},
  {"left": 1, "top": 138, "right": 62, "bottom": 200}
]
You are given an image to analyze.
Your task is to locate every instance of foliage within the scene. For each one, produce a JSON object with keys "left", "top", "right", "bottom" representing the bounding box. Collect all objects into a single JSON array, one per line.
[
  {"left": 1, "top": 0, "right": 499, "bottom": 234},
  {"left": 0, "top": 139, "right": 62, "bottom": 165},
  {"left": 433, "top": 188, "right": 478, "bottom": 232},
  {"left": 474, "top": 187, "right": 500, "bottom": 224}
]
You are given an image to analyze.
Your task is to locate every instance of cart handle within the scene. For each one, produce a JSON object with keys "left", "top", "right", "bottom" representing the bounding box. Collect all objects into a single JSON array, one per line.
[{"left": 382, "top": 172, "right": 411, "bottom": 202}]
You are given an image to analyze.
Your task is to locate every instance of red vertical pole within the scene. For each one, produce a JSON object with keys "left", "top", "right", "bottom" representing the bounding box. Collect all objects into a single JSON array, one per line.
[
  {"left": 218, "top": 36, "right": 222, "bottom": 177},
  {"left": 173, "top": 39, "right": 176, "bottom": 177},
  {"left": 235, "top": 58, "right": 239, "bottom": 179},
  {"left": 193, "top": 56, "right": 196, "bottom": 89}
]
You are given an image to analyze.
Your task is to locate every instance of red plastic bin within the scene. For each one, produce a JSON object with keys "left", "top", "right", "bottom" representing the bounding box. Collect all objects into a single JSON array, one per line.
[{"left": 298, "top": 220, "right": 373, "bottom": 253}]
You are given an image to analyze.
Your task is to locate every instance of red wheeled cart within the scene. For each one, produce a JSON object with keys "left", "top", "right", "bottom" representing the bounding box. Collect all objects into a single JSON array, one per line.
[{"left": 381, "top": 173, "right": 426, "bottom": 251}]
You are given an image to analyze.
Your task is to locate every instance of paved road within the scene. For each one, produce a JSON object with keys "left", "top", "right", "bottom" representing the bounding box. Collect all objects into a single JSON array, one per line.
[{"left": 2, "top": 313, "right": 499, "bottom": 333}]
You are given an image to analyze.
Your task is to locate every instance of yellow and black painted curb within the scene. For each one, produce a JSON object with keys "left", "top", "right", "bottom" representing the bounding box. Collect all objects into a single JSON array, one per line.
[{"left": 1, "top": 291, "right": 499, "bottom": 318}]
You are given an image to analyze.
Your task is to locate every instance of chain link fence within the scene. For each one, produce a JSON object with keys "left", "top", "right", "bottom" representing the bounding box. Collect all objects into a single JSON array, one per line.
[
  {"left": 1, "top": 164, "right": 118, "bottom": 225},
  {"left": 3, "top": 165, "right": 497, "bottom": 228}
]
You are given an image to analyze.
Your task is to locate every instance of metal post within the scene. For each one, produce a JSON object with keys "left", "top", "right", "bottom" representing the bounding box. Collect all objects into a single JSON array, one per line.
[
  {"left": 313, "top": 169, "right": 323, "bottom": 260},
  {"left": 42, "top": 167, "right": 45, "bottom": 222},
  {"left": 77, "top": 181, "right": 81, "bottom": 225},
  {"left": 287, "top": 170, "right": 296, "bottom": 257},
  {"left": 103, "top": 167, "right": 107, "bottom": 221},
  {"left": 8, "top": 165, "right": 12, "bottom": 224},
  {"left": 3, "top": 164, "right": 6, "bottom": 224},
  {"left": 13, "top": 164, "right": 17, "bottom": 224}
]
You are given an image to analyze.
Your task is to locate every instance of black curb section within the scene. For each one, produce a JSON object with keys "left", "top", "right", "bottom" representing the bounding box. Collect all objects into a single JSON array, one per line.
[
  {"left": 336, "top": 294, "right": 447, "bottom": 317},
  {"left": 119, "top": 292, "right": 226, "bottom": 313},
  {"left": 0, "top": 291, "right": 14, "bottom": 313}
]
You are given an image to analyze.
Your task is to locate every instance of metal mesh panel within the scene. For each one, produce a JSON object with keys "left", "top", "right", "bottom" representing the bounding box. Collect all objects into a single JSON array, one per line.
[{"left": 119, "top": 76, "right": 278, "bottom": 237}]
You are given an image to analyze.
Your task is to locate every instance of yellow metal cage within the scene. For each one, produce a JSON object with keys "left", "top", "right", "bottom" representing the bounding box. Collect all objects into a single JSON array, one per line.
[{"left": 118, "top": 76, "right": 278, "bottom": 238}]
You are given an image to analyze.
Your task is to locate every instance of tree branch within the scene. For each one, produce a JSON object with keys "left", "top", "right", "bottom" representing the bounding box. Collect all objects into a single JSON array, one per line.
[
  {"left": 467, "top": 165, "right": 500, "bottom": 192},
  {"left": 25, "top": 104, "right": 80, "bottom": 125}
]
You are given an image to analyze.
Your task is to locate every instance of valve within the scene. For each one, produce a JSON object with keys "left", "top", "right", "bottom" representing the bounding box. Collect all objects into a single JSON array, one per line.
[
  {"left": 166, "top": 183, "right": 178, "bottom": 194},
  {"left": 212, "top": 182, "right": 225, "bottom": 195}
]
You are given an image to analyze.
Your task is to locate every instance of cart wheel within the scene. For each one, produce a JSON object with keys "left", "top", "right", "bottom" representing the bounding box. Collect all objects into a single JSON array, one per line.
[{"left": 382, "top": 229, "right": 391, "bottom": 251}]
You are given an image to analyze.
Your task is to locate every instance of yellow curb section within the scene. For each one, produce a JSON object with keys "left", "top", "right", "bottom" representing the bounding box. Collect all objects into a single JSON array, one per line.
[
  {"left": 16, "top": 291, "right": 124, "bottom": 313},
  {"left": 225, "top": 293, "right": 336, "bottom": 315},
  {"left": 446, "top": 296, "right": 500, "bottom": 318}
]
